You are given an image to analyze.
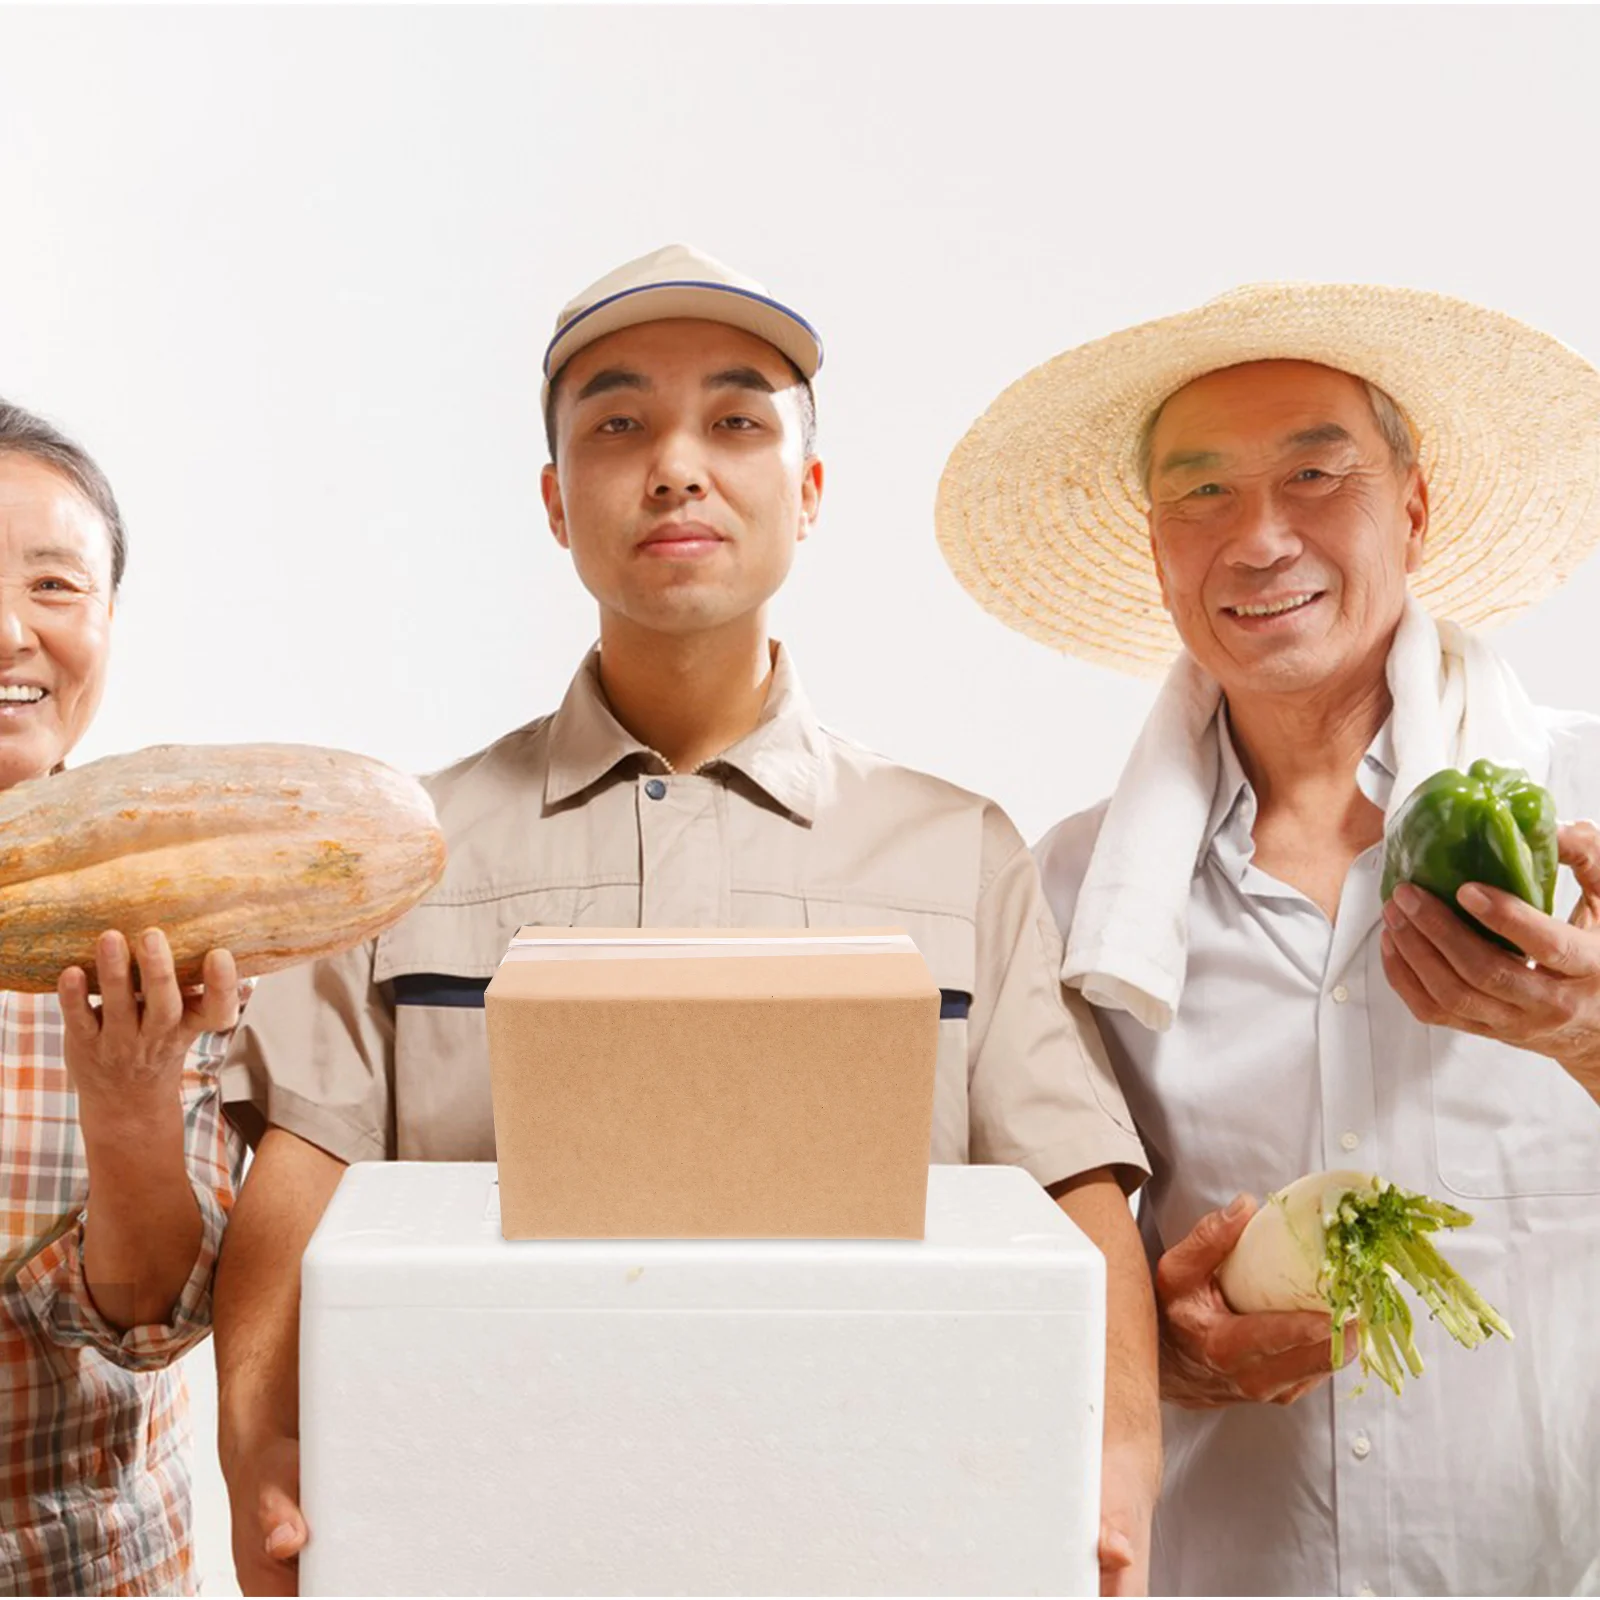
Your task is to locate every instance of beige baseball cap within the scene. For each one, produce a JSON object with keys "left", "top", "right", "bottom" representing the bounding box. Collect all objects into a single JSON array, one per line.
[{"left": 541, "top": 242, "right": 824, "bottom": 411}]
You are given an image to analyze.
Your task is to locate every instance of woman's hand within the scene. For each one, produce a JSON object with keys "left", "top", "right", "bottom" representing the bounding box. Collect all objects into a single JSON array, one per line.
[
  {"left": 59, "top": 930, "right": 239, "bottom": 1118},
  {"left": 57, "top": 929, "right": 239, "bottom": 1329}
]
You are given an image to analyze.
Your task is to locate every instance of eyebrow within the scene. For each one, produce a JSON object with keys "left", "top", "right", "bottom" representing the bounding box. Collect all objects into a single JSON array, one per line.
[
  {"left": 1157, "top": 422, "right": 1360, "bottom": 478},
  {"left": 24, "top": 545, "right": 94, "bottom": 567},
  {"left": 705, "top": 366, "right": 777, "bottom": 396},
  {"left": 574, "top": 368, "right": 651, "bottom": 403},
  {"left": 1285, "top": 423, "right": 1357, "bottom": 450},
  {"left": 1156, "top": 448, "right": 1225, "bottom": 477}
]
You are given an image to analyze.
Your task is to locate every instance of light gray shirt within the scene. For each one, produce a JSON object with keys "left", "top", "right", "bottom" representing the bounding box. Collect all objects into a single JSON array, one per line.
[{"left": 1037, "top": 705, "right": 1600, "bottom": 1597}]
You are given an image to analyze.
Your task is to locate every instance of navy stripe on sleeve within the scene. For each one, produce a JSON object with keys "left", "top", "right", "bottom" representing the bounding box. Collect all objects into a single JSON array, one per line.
[
  {"left": 393, "top": 975, "right": 973, "bottom": 1019},
  {"left": 939, "top": 989, "right": 971, "bottom": 1021},
  {"left": 392, "top": 973, "right": 491, "bottom": 1008}
]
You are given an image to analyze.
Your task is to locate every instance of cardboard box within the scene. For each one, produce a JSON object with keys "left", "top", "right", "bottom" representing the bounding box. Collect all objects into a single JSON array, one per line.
[
  {"left": 298, "top": 1161, "right": 1107, "bottom": 1597},
  {"left": 484, "top": 927, "right": 939, "bottom": 1239}
]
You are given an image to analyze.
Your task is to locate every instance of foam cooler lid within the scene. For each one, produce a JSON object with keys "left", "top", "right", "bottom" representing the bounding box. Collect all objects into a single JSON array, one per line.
[{"left": 301, "top": 1162, "right": 1103, "bottom": 1313}]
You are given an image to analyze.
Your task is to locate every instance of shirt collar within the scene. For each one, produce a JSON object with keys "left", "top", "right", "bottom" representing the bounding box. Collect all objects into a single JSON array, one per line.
[
  {"left": 544, "top": 641, "right": 825, "bottom": 824},
  {"left": 1203, "top": 702, "right": 1399, "bottom": 883}
]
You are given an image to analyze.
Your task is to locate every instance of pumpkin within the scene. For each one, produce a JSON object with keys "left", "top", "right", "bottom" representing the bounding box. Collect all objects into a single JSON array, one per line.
[{"left": 0, "top": 743, "right": 447, "bottom": 992}]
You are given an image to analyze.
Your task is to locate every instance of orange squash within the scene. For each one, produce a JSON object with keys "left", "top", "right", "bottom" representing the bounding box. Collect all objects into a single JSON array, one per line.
[{"left": 0, "top": 744, "right": 447, "bottom": 992}]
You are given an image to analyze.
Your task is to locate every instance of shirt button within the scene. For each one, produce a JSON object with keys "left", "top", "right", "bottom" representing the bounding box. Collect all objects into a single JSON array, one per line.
[
  {"left": 644, "top": 779, "right": 667, "bottom": 801},
  {"left": 1352, "top": 1433, "right": 1372, "bottom": 1460},
  {"left": 1332, "top": 984, "right": 1350, "bottom": 1004},
  {"left": 1340, "top": 1131, "right": 1360, "bottom": 1153}
]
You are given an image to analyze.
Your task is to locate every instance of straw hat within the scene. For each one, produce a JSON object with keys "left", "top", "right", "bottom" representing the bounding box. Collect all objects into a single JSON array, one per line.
[
  {"left": 542, "top": 243, "right": 823, "bottom": 412},
  {"left": 935, "top": 283, "right": 1600, "bottom": 678}
]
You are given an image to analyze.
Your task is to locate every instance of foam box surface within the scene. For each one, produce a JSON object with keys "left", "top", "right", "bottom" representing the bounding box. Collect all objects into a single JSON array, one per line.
[{"left": 299, "top": 1162, "right": 1106, "bottom": 1596}]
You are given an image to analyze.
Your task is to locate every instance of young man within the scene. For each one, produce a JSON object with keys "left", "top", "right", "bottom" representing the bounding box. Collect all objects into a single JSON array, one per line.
[
  {"left": 214, "top": 245, "right": 1162, "bottom": 1596},
  {"left": 937, "top": 284, "right": 1600, "bottom": 1595}
]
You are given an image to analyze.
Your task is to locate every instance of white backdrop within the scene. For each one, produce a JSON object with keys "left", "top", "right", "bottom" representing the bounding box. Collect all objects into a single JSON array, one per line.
[{"left": 3, "top": 7, "right": 1599, "bottom": 1594}]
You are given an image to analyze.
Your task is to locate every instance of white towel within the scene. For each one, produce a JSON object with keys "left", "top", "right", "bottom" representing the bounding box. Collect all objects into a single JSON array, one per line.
[{"left": 1058, "top": 595, "right": 1549, "bottom": 1033}]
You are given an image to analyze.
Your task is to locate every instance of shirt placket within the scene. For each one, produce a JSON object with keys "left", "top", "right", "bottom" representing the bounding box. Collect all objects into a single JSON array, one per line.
[
  {"left": 1322, "top": 842, "right": 1393, "bottom": 1598},
  {"left": 637, "top": 772, "right": 730, "bottom": 925}
]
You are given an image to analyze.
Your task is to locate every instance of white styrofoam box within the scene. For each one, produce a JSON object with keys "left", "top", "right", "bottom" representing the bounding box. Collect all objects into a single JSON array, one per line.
[{"left": 299, "top": 1162, "right": 1106, "bottom": 1597}]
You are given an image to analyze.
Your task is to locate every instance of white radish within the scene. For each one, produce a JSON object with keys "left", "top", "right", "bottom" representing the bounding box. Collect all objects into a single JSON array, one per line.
[{"left": 1216, "top": 1169, "right": 1513, "bottom": 1397}]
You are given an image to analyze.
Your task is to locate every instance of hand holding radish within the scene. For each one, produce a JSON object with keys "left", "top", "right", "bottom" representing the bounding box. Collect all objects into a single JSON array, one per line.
[{"left": 1154, "top": 1193, "right": 1356, "bottom": 1409}]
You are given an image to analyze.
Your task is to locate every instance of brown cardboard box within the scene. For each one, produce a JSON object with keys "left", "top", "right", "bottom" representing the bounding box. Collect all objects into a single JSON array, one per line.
[{"left": 484, "top": 927, "right": 940, "bottom": 1240}]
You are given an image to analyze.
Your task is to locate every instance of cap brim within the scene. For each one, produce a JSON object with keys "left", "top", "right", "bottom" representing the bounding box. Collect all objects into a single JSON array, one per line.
[{"left": 542, "top": 280, "right": 823, "bottom": 409}]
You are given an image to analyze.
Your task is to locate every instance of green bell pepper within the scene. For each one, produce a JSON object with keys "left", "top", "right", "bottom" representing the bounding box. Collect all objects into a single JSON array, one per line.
[{"left": 1381, "top": 759, "right": 1559, "bottom": 953}]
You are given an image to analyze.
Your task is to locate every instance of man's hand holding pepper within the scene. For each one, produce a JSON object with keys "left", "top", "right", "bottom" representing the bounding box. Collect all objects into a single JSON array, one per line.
[{"left": 1381, "top": 820, "right": 1600, "bottom": 1103}]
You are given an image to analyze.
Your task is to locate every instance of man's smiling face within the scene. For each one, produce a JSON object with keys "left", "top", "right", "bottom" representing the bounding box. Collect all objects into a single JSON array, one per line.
[{"left": 1147, "top": 359, "right": 1428, "bottom": 701}]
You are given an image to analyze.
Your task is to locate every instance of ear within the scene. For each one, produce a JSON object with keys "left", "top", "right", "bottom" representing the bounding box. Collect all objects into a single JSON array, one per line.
[
  {"left": 796, "top": 457, "right": 824, "bottom": 545},
  {"left": 541, "top": 464, "right": 570, "bottom": 551},
  {"left": 1402, "top": 465, "right": 1429, "bottom": 575}
]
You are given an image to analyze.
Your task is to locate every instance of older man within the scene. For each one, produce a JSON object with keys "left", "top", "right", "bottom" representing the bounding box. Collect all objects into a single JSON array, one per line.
[
  {"left": 215, "top": 244, "right": 1161, "bottom": 1597},
  {"left": 937, "top": 285, "right": 1600, "bottom": 1596}
]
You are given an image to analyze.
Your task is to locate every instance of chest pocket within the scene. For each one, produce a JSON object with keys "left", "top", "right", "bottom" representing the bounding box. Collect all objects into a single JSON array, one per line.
[
  {"left": 804, "top": 897, "right": 977, "bottom": 1164},
  {"left": 373, "top": 887, "right": 577, "bottom": 1162},
  {"left": 1429, "top": 1029, "right": 1600, "bottom": 1199}
]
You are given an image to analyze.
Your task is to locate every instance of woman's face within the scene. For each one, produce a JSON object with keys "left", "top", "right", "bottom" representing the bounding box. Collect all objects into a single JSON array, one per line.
[{"left": 0, "top": 453, "right": 115, "bottom": 790}]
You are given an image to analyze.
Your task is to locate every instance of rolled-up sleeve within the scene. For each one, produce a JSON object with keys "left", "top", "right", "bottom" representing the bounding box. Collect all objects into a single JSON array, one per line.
[
  {"left": 220, "top": 936, "right": 394, "bottom": 1164},
  {"left": 18, "top": 1023, "right": 246, "bottom": 1371},
  {"left": 967, "top": 809, "right": 1150, "bottom": 1194}
]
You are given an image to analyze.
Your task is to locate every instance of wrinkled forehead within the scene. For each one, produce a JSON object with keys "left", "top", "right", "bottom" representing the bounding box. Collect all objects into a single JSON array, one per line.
[
  {"left": 1158, "top": 358, "right": 1369, "bottom": 428},
  {"left": 1152, "top": 359, "right": 1374, "bottom": 441},
  {"left": 0, "top": 454, "right": 113, "bottom": 574}
]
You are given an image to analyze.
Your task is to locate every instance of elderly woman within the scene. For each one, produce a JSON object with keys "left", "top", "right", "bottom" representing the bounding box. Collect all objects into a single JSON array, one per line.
[{"left": 0, "top": 401, "right": 241, "bottom": 1597}]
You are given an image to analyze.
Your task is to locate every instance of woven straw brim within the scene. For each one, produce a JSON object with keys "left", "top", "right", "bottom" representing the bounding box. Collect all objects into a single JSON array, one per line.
[{"left": 935, "top": 283, "right": 1600, "bottom": 678}]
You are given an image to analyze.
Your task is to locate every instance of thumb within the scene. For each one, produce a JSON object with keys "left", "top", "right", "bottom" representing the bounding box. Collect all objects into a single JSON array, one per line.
[
  {"left": 1098, "top": 1516, "right": 1134, "bottom": 1570},
  {"left": 1158, "top": 1194, "right": 1256, "bottom": 1298},
  {"left": 259, "top": 1483, "right": 308, "bottom": 1562},
  {"left": 1559, "top": 822, "right": 1600, "bottom": 916}
]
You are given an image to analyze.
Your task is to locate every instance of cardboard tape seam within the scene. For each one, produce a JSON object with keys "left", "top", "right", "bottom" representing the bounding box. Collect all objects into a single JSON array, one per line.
[{"left": 500, "top": 934, "right": 918, "bottom": 964}]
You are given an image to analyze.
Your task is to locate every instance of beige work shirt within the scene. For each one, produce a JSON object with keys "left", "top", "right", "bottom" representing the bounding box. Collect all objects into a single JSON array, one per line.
[{"left": 223, "top": 646, "right": 1147, "bottom": 1192}]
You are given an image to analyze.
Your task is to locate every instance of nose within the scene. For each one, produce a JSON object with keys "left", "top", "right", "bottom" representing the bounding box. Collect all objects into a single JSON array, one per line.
[
  {"left": 1226, "top": 488, "right": 1303, "bottom": 572},
  {"left": 648, "top": 427, "right": 708, "bottom": 505},
  {"left": 0, "top": 586, "right": 35, "bottom": 658}
]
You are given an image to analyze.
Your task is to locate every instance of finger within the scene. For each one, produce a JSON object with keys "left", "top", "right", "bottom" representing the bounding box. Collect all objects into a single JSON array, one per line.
[
  {"left": 1270, "top": 1377, "right": 1328, "bottom": 1407},
  {"left": 187, "top": 947, "right": 241, "bottom": 1035},
  {"left": 135, "top": 929, "right": 185, "bottom": 1034},
  {"left": 1155, "top": 1195, "right": 1256, "bottom": 1300},
  {"left": 258, "top": 1485, "right": 308, "bottom": 1563},
  {"left": 1558, "top": 820, "right": 1600, "bottom": 896},
  {"left": 56, "top": 966, "right": 102, "bottom": 1042},
  {"left": 1381, "top": 898, "right": 1525, "bottom": 1029},
  {"left": 1234, "top": 1337, "right": 1342, "bottom": 1399},
  {"left": 1455, "top": 882, "right": 1600, "bottom": 979},
  {"left": 1380, "top": 935, "right": 1450, "bottom": 1026},
  {"left": 1209, "top": 1308, "right": 1341, "bottom": 1367},
  {"left": 1098, "top": 1520, "right": 1134, "bottom": 1572},
  {"left": 1098, "top": 1524, "right": 1137, "bottom": 1599},
  {"left": 96, "top": 931, "right": 139, "bottom": 1036}
]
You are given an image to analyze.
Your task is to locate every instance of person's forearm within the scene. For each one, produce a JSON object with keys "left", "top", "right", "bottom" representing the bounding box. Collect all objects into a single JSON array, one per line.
[
  {"left": 216, "top": 1129, "right": 345, "bottom": 1468},
  {"left": 1056, "top": 1171, "right": 1163, "bottom": 1490},
  {"left": 78, "top": 1091, "right": 203, "bottom": 1330}
]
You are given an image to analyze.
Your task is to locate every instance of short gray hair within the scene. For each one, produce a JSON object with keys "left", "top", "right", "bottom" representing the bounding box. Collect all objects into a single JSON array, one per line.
[
  {"left": 0, "top": 401, "right": 126, "bottom": 591},
  {"left": 1135, "top": 372, "right": 1419, "bottom": 493}
]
